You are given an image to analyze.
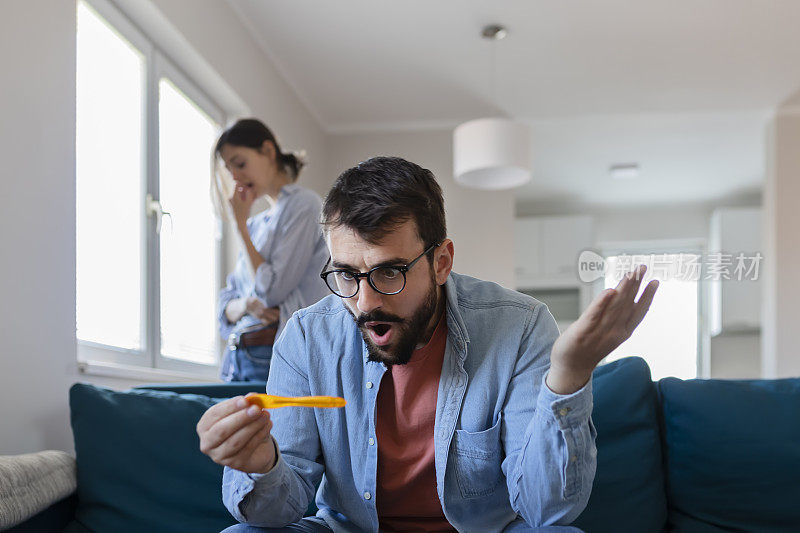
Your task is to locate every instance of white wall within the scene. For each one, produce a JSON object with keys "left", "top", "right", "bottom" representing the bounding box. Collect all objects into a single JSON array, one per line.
[
  {"left": 0, "top": 0, "right": 327, "bottom": 455},
  {"left": 0, "top": 0, "right": 79, "bottom": 456},
  {"left": 593, "top": 207, "right": 710, "bottom": 245},
  {"left": 328, "top": 130, "right": 516, "bottom": 289},
  {"left": 762, "top": 96, "right": 800, "bottom": 378}
]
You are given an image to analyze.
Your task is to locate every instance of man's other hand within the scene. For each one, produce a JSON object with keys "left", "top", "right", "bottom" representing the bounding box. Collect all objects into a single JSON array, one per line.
[{"left": 197, "top": 395, "right": 278, "bottom": 474}]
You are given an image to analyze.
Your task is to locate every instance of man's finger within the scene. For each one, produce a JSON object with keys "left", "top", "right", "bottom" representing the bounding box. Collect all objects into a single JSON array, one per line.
[
  {"left": 606, "top": 265, "right": 647, "bottom": 320},
  {"left": 627, "top": 279, "right": 659, "bottom": 331},
  {"left": 197, "top": 396, "right": 247, "bottom": 434},
  {"left": 215, "top": 411, "right": 271, "bottom": 461},
  {"left": 202, "top": 403, "right": 263, "bottom": 451},
  {"left": 618, "top": 264, "right": 647, "bottom": 302},
  {"left": 579, "top": 288, "right": 617, "bottom": 327},
  {"left": 229, "top": 416, "right": 273, "bottom": 464}
]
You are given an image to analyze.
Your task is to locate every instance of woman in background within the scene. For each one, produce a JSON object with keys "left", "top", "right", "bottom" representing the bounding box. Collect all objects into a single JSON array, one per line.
[{"left": 213, "top": 118, "right": 329, "bottom": 381}]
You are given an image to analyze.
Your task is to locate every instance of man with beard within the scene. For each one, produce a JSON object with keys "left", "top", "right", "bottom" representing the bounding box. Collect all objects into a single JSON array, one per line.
[{"left": 198, "top": 157, "right": 659, "bottom": 532}]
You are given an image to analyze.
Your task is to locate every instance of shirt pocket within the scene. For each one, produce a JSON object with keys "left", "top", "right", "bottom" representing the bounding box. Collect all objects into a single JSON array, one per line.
[{"left": 452, "top": 413, "right": 503, "bottom": 499}]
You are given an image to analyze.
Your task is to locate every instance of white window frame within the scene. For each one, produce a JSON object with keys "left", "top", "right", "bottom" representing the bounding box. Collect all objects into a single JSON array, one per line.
[
  {"left": 594, "top": 238, "right": 710, "bottom": 379},
  {"left": 77, "top": 0, "right": 226, "bottom": 380}
]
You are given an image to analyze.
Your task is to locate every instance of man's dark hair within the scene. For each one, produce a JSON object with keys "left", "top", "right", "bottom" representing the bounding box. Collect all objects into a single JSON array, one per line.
[{"left": 321, "top": 156, "right": 446, "bottom": 253}]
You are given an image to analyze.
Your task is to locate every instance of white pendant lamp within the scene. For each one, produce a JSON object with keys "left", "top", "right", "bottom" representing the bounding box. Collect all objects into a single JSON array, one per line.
[
  {"left": 454, "top": 117, "right": 531, "bottom": 190},
  {"left": 453, "top": 25, "right": 532, "bottom": 190}
]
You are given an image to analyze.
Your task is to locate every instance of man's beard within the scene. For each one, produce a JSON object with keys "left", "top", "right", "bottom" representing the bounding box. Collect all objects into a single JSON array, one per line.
[{"left": 350, "top": 279, "right": 440, "bottom": 366}]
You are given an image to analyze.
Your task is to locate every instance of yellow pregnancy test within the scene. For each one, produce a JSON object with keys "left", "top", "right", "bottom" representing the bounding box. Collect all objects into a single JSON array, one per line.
[{"left": 245, "top": 393, "right": 346, "bottom": 409}]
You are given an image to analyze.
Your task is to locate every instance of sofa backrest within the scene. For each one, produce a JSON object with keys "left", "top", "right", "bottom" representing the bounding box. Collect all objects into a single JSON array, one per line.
[
  {"left": 133, "top": 382, "right": 267, "bottom": 398},
  {"left": 572, "top": 357, "right": 668, "bottom": 533},
  {"left": 69, "top": 362, "right": 800, "bottom": 533},
  {"left": 72, "top": 365, "right": 675, "bottom": 533},
  {"left": 68, "top": 382, "right": 265, "bottom": 533},
  {"left": 658, "top": 376, "right": 800, "bottom": 532}
]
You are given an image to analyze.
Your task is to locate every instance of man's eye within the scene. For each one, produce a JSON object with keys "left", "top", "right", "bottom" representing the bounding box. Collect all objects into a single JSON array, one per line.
[
  {"left": 377, "top": 268, "right": 400, "bottom": 280},
  {"left": 339, "top": 271, "right": 356, "bottom": 281}
]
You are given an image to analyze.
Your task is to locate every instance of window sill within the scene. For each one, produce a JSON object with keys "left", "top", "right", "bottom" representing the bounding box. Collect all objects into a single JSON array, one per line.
[{"left": 77, "top": 360, "right": 222, "bottom": 383}]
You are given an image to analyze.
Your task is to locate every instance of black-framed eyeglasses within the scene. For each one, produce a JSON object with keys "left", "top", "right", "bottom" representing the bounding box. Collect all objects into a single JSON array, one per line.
[{"left": 320, "top": 242, "right": 439, "bottom": 298}]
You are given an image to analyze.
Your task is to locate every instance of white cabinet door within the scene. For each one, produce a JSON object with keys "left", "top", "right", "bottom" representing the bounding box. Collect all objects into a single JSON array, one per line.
[
  {"left": 709, "top": 207, "right": 762, "bottom": 335},
  {"left": 514, "top": 215, "right": 593, "bottom": 287},
  {"left": 540, "top": 216, "right": 594, "bottom": 280},
  {"left": 514, "top": 218, "right": 541, "bottom": 281}
]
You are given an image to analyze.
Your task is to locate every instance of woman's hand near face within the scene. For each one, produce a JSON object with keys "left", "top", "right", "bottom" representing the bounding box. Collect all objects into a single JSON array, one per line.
[
  {"left": 230, "top": 185, "right": 267, "bottom": 274},
  {"left": 230, "top": 185, "right": 256, "bottom": 228}
]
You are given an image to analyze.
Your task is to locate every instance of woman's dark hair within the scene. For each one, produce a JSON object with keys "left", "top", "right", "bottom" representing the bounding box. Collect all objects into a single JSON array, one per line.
[
  {"left": 214, "top": 118, "right": 304, "bottom": 180},
  {"left": 211, "top": 118, "right": 306, "bottom": 219},
  {"left": 321, "top": 156, "right": 446, "bottom": 255}
]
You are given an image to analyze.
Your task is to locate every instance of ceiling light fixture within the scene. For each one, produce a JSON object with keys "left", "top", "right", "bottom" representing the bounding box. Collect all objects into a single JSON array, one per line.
[
  {"left": 609, "top": 163, "right": 640, "bottom": 180},
  {"left": 453, "top": 25, "right": 532, "bottom": 190}
]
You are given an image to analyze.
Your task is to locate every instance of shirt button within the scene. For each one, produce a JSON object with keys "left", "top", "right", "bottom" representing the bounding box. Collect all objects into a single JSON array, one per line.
[
  {"left": 570, "top": 455, "right": 578, "bottom": 463},
  {"left": 559, "top": 408, "right": 570, "bottom": 417},
  {"left": 366, "top": 381, "right": 373, "bottom": 389},
  {"left": 368, "top": 437, "right": 375, "bottom": 446},
  {"left": 364, "top": 491, "right": 372, "bottom": 500}
]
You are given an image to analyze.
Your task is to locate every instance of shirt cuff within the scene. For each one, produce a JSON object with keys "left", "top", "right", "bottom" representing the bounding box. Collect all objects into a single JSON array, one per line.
[
  {"left": 536, "top": 371, "right": 593, "bottom": 430},
  {"left": 230, "top": 437, "right": 286, "bottom": 519},
  {"left": 218, "top": 294, "right": 238, "bottom": 339}
]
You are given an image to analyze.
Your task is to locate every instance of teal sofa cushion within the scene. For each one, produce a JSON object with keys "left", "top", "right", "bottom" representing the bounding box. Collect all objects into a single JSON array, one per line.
[
  {"left": 67, "top": 383, "right": 245, "bottom": 533},
  {"left": 572, "top": 357, "right": 667, "bottom": 533},
  {"left": 659, "top": 376, "right": 800, "bottom": 532}
]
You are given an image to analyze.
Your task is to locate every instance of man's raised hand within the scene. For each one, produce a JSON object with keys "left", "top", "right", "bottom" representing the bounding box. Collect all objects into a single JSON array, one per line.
[{"left": 547, "top": 264, "right": 659, "bottom": 394}]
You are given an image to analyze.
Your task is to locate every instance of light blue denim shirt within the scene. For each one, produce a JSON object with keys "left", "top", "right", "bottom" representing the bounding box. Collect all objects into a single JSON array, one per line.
[
  {"left": 218, "top": 184, "right": 330, "bottom": 341},
  {"left": 222, "top": 272, "right": 597, "bottom": 532}
]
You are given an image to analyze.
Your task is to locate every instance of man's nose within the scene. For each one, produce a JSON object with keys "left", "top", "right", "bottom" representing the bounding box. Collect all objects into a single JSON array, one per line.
[{"left": 355, "top": 278, "right": 382, "bottom": 314}]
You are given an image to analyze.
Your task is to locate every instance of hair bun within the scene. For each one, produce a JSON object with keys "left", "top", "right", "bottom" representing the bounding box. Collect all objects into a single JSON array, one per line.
[{"left": 282, "top": 150, "right": 307, "bottom": 179}]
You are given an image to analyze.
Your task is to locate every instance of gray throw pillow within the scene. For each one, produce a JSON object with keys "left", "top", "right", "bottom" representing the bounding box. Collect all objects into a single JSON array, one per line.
[{"left": 0, "top": 450, "right": 77, "bottom": 529}]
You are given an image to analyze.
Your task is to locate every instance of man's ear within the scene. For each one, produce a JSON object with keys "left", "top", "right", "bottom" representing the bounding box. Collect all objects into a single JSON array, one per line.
[{"left": 434, "top": 239, "right": 454, "bottom": 285}]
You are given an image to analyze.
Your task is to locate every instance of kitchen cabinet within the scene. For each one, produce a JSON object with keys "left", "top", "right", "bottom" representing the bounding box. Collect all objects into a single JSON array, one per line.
[
  {"left": 515, "top": 215, "right": 594, "bottom": 330},
  {"left": 514, "top": 215, "right": 593, "bottom": 287},
  {"left": 708, "top": 207, "right": 762, "bottom": 335}
]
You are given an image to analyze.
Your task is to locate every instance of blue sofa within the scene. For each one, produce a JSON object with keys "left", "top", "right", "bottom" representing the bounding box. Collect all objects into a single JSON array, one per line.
[{"left": 9, "top": 357, "right": 800, "bottom": 532}]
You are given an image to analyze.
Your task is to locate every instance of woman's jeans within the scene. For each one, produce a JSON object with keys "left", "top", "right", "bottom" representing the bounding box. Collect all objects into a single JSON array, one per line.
[{"left": 220, "top": 343, "right": 272, "bottom": 382}]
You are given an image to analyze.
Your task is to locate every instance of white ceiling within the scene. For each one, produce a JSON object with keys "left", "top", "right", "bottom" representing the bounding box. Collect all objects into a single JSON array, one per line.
[{"left": 227, "top": 0, "right": 800, "bottom": 207}]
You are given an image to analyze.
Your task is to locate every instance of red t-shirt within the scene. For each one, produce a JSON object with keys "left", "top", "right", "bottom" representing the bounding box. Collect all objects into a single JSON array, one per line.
[{"left": 375, "top": 315, "right": 456, "bottom": 533}]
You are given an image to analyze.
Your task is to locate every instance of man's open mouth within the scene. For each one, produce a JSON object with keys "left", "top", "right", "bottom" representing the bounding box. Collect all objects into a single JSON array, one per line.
[{"left": 364, "top": 321, "right": 395, "bottom": 346}]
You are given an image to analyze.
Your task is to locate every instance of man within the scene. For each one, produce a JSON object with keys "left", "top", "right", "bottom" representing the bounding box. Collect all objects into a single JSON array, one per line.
[{"left": 198, "top": 157, "right": 658, "bottom": 532}]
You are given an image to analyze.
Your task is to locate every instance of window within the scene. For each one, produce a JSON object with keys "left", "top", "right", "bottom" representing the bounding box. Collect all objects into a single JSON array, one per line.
[
  {"left": 598, "top": 243, "right": 704, "bottom": 380},
  {"left": 76, "top": 0, "right": 224, "bottom": 377}
]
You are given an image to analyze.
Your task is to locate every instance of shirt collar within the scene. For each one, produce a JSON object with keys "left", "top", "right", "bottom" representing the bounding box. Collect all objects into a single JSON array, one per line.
[
  {"left": 278, "top": 183, "right": 300, "bottom": 199},
  {"left": 443, "top": 273, "right": 470, "bottom": 348}
]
